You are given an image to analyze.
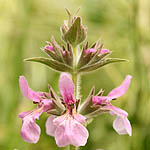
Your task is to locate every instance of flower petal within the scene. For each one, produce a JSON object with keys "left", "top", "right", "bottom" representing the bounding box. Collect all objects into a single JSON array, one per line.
[
  {"left": 85, "top": 48, "right": 110, "bottom": 55},
  {"left": 42, "top": 99, "right": 53, "bottom": 112},
  {"left": 74, "top": 113, "right": 86, "bottom": 124},
  {"left": 20, "top": 113, "right": 41, "bottom": 143},
  {"left": 100, "top": 49, "right": 110, "bottom": 54},
  {"left": 54, "top": 120, "right": 69, "bottom": 147},
  {"left": 70, "top": 120, "right": 89, "bottom": 147},
  {"left": 59, "top": 73, "right": 75, "bottom": 104},
  {"left": 92, "top": 96, "right": 108, "bottom": 105},
  {"left": 44, "top": 45, "right": 54, "bottom": 51},
  {"left": 55, "top": 118, "right": 89, "bottom": 147},
  {"left": 85, "top": 48, "right": 97, "bottom": 55},
  {"left": 113, "top": 116, "right": 132, "bottom": 136},
  {"left": 19, "top": 111, "right": 33, "bottom": 119},
  {"left": 107, "top": 75, "right": 132, "bottom": 101},
  {"left": 19, "top": 76, "right": 41, "bottom": 102},
  {"left": 53, "top": 115, "right": 66, "bottom": 126},
  {"left": 103, "top": 105, "right": 131, "bottom": 136},
  {"left": 45, "top": 115, "right": 57, "bottom": 136},
  {"left": 107, "top": 105, "right": 128, "bottom": 117}
]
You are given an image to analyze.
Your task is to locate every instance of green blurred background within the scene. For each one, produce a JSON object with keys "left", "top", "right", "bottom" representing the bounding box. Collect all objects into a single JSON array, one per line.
[{"left": 0, "top": 0, "right": 150, "bottom": 149}]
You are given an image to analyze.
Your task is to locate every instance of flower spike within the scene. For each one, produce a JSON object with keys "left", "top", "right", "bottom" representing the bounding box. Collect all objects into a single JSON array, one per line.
[{"left": 19, "top": 9, "right": 133, "bottom": 149}]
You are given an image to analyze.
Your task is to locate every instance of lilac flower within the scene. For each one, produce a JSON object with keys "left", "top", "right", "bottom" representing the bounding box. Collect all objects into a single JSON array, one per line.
[
  {"left": 85, "top": 48, "right": 97, "bottom": 54},
  {"left": 44, "top": 45, "right": 54, "bottom": 51},
  {"left": 46, "top": 73, "right": 89, "bottom": 147},
  {"left": 100, "top": 49, "right": 110, "bottom": 54},
  {"left": 85, "top": 48, "right": 110, "bottom": 55},
  {"left": 92, "top": 75, "right": 132, "bottom": 136},
  {"left": 44, "top": 44, "right": 66, "bottom": 55},
  {"left": 19, "top": 76, "right": 53, "bottom": 143}
]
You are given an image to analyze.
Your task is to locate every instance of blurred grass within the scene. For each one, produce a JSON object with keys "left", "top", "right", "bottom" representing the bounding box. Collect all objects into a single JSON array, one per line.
[{"left": 0, "top": 0, "right": 150, "bottom": 149}]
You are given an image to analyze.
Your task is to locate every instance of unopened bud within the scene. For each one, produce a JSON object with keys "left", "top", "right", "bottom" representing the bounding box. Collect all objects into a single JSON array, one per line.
[{"left": 61, "top": 17, "right": 87, "bottom": 46}]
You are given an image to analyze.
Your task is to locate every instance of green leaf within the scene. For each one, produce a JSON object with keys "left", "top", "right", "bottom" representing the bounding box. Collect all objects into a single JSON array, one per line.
[
  {"left": 24, "top": 57, "right": 73, "bottom": 72},
  {"left": 79, "top": 58, "right": 128, "bottom": 73}
]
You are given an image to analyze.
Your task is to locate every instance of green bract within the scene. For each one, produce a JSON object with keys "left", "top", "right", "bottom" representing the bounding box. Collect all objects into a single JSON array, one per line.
[{"left": 61, "top": 17, "right": 87, "bottom": 46}]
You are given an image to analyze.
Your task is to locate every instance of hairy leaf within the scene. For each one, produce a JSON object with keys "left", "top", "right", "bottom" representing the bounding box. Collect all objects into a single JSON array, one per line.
[
  {"left": 24, "top": 57, "right": 73, "bottom": 72},
  {"left": 79, "top": 58, "right": 128, "bottom": 73}
]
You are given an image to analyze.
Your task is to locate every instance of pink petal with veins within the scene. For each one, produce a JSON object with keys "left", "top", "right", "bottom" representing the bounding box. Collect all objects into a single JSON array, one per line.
[
  {"left": 53, "top": 115, "right": 66, "bottom": 126},
  {"left": 92, "top": 96, "right": 108, "bottom": 105},
  {"left": 59, "top": 73, "right": 75, "bottom": 104},
  {"left": 42, "top": 99, "right": 53, "bottom": 112},
  {"left": 19, "top": 112, "right": 41, "bottom": 143},
  {"left": 104, "top": 105, "right": 131, "bottom": 136},
  {"left": 19, "top": 76, "right": 41, "bottom": 102},
  {"left": 19, "top": 99, "right": 53, "bottom": 143},
  {"left": 113, "top": 116, "right": 132, "bottom": 136},
  {"left": 106, "top": 105, "right": 128, "bottom": 117},
  {"left": 74, "top": 113, "right": 86, "bottom": 124},
  {"left": 107, "top": 75, "right": 132, "bottom": 101},
  {"left": 45, "top": 115, "right": 57, "bottom": 136},
  {"left": 54, "top": 117, "right": 89, "bottom": 147}
]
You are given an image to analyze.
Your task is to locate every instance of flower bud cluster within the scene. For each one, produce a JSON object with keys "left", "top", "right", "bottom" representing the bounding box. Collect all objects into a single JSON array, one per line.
[{"left": 25, "top": 10, "right": 126, "bottom": 74}]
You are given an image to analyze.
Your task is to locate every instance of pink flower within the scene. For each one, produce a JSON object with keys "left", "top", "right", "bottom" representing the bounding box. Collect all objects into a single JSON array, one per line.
[
  {"left": 85, "top": 48, "right": 97, "bottom": 54},
  {"left": 19, "top": 76, "right": 53, "bottom": 143},
  {"left": 44, "top": 45, "right": 54, "bottom": 51},
  {"left": 100, "top": 49, "right": 110, "bottom": 54},
  {"left": 44, "top": 44, "right": 67, "bottom": 55},
  {"left": 85, "top": 48, "right": 110, "bottom": 55},
  {"left": 92, "top": 75, "right": 132, "bottom": 136},
  {"left": 46, "top": 73, "right": 89, "bottom": 147}
]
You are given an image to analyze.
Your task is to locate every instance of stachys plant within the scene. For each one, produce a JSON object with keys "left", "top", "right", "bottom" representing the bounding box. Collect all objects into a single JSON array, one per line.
[{"left": 18, "top": 9, "right": 132, "bottom": 150}]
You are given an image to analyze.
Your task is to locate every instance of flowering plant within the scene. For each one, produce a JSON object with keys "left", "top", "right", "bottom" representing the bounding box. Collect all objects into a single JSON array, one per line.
[{"left": 19, "top": 9, "right": 132, "bottom": 149}]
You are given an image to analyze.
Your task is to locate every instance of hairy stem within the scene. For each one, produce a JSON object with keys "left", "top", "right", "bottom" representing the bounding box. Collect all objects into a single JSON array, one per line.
[
  {"left": 69, "top": 47, "right": 80, "bottom": 150},
  {"left": 72, "top": 46, "right": 80, "bottom": 99},
  {"left": 72, "top": 73, "right": 80, "bottom": 99}
]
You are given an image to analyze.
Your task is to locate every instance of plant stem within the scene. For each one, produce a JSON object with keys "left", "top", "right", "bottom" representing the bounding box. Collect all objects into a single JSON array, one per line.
[
  {"left": 70, "top": 145, "right": 76, "bottom": 150},
  {"left": 72, "top": 46, "right": 80, "bottom": 99},
  {"left": 72, "top": 73, "right": 80, "bottom": 99},
  {"left": 67, "top": 145, "right": 70, "bottom": 150},
  {"left": 70, "top": 47, "right": 80, "bottom": 150}
]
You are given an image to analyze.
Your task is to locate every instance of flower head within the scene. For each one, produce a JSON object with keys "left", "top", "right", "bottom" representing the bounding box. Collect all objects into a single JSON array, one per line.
[
  {"left": 92, "top": 75, "right": 132, "bottom": 136},
  {"left": 46, "top": 73, "right": 89, "bottom": 147},
  {"left": 19, "top": 76, "right": 53, "bottom": 143}
]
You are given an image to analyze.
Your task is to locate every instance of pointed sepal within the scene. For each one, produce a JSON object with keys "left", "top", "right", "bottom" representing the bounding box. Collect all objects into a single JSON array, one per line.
[
  {"left": 79, "top": 87, "right": 109, "bottom": 119},
  {"left": 48, "top": 85, "right": 65, "bottom": 113}
]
